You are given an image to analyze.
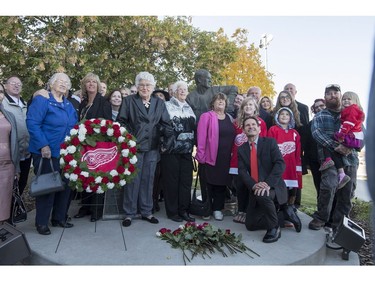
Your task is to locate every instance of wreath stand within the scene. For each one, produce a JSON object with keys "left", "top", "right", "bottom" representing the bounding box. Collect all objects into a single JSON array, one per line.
[{"left": 54, "top": 189, "right": 127, "bottom": 253}]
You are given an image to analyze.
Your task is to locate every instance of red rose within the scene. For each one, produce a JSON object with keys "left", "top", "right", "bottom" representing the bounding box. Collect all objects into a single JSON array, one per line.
[
  {"left": 73, "top": 124, "right": 79, "bottom": 130},
  {"left": 159, "top": 228, "right": 170, "bottom": 234},
  {"left": 117, "top": 166, "right": 125, "bottom": 174},
  {"left": 73, "top": 167, "right": 82, "bottom": 175},
  {"left": 112, "top": 124, "right": 120, "bottom": 131},
  {"left": 102, "top": 177, "right": 109, "bottom": 184},
  {"left": 100, "top": 126, "right": 108, "bottom": 133},
  {"left": 128, "top": 164, "right": 135, "bottom": 173},
  {"left": 129, "top": 147, "right": 137, "bottom": 154},
  {"left": 113, "top": 129, "right": 121, "bottom": 138},
  {"left": 121, "top": 143, "right": 129, "bottom": 149},
  {"left": 86, "top": 126, "right": 94, "bottom": 134},
  {"left": 71, "top": 136, "right": 80, "bottom": 146},
  {"left": 126, "top": 133, "right": 133, "bottom": 139},
  {"left": 84, "top": 120, "right": 92, "bottom": 126},
  {"left": 93, "top": 119, "right": 101, "bottom": 124},
  {"left": 112, "top": 175, "right": 120, "bottom": 183},
  {"left": 106, "top": 119, "right": 113, "bottom": 125},
  {"left": 63, "top": 165, "right": 71, "bottom": 172},
  {"left": 64, "top": 154, "right": 74, "bottom": 163},
  {"left": 61, "top": 143, "right": 67, "bottom": 149},
  {"left": 122, "top": 157, "right": 129, "bottom": 164}
]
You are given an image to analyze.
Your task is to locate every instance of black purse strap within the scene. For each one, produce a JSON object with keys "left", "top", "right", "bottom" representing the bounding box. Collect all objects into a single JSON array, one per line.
[{"left": 35, "top": 158, "right": 57, "bottom": 183}]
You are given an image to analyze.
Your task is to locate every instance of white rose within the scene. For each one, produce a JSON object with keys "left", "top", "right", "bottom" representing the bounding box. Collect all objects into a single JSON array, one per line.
[
  {"left": 107, "top": 128, "right": 114, "bottom": 136},
  {"left": 80, "top": 171, "right": 89, "bottom": 177},
  {"left": 70, "top": 128, "right": 78, "bottom": 136},
  {"left": 60, "top": 157, "right": 65, "bottom": 165},
  {"left": 97, "top": 187, "right": 104, "bottom": 194},
  {"left": 118, "top": 136, "right": 125, "bottom": 143},
  {"left": 64, "top": 136, "right": 71, "bottom": 142},
  {"left": 86, "top": 187, "right": 92, "bottom": 193},
  {"left": 67, "top": 146, "right": 77, "bottom": 154},
  {"left": 64, "top": 173, "right": 70, "bottom": 179},
  {"left": 156, "top": 232, "right": 161, "bottom": 237},
  {"left": 109, "top": 170, "right": 118, "bottom": 177},
  {"left": 129, "top": 140, "right": 136, "bottom": 147},
  {"left": 100, "top": 120, "right": 106, "bottom": 126},
  {"left": 119, "top": 179, "right": 126, "bottom": 186},
  {"left": 78, "top": 134, "right": 86, "bottom": 142},
  {"left": 130, "top": 155, "right": 137, "bottom": 164},
  {"left": 69, "top": 160, "right": 77, "bottom": 167},
  {"left": 124, "top": 169, "right": 131, "bottom": 175},
  {"left": 120, "top": 127, "right": 126, "bottom": 134},
  {"left": 95, "top": 176, "right": 103, "bottom": 184},
  {"left": 69, "top": 174, "right": 78, "bottom": 181},
  {"left": 122, "top": 149, "right": 129, "bottom": 157},
  {"left": 107, "top": 182, "right": 115, "bottom": 189},
  {"left": 94, "top": 128, "right": 100, "bottom": 134}
]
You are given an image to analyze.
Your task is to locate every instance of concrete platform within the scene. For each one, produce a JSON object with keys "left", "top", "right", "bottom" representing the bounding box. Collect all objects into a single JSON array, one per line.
[{"left": 13, "top": 199, "right": 360, "bottom": 266}]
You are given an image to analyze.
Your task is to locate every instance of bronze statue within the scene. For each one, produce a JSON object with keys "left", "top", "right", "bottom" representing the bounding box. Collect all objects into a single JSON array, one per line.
[{"left": 186, "top": 69, "right": 238, "bottom": 121}]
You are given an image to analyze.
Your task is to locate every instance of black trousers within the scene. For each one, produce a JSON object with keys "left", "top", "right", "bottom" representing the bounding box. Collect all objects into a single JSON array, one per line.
[
  {"left": 245, "top": 189, "right": 279, "bottom": 231},
  {"left": 161, "top": 153, "right": 193, "bottom": 218},
  {"left": 18, "top": 157, "right": 32, "bottom": 195}
]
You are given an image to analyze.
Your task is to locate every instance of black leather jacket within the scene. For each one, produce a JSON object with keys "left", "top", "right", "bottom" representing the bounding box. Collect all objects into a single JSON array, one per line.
[{"left": 116, "top": 94, "right": 173, "bottom": 152}]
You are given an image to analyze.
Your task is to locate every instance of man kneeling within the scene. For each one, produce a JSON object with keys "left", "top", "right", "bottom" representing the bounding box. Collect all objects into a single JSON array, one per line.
[{"left": 238, "top": 116, "right": 301, "bottom": 243}]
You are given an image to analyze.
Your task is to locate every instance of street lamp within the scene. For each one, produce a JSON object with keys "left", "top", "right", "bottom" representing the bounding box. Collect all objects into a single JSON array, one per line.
[{"left": 259, "top": 34, "right": 273, "bottom": 72}]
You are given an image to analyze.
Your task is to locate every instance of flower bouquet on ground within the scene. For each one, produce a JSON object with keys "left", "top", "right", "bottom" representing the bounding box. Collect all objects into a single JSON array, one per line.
[
  {"left": 60, "top": 118, "right": 137, "bottom": 194},
  {"left": 156, "top": 222, "right": 260, "bottom": 265}
]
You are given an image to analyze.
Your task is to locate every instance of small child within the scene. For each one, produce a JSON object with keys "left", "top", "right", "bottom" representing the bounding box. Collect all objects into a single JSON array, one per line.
[
  {"left": 319, "top": 91, "right": 365, "bottom": 190},
  {"left": 268, "top": 107, "right": 302, "bottom": 209}
]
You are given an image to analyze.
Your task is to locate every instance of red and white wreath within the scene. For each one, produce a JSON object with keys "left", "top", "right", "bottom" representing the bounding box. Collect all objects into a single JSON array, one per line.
[{"left": 60, "top": 118, "right": 137, "bottom": 194}]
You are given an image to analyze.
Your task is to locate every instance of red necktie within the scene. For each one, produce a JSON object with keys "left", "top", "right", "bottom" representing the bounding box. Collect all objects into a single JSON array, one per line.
[{"left": 250, "top": 142, "right": 259, "bottom": 182}]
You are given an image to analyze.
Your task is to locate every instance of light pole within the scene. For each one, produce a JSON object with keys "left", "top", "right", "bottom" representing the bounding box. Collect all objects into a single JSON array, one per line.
[{"left": 259, "top": 34, "right": 273, "bottom": 72}]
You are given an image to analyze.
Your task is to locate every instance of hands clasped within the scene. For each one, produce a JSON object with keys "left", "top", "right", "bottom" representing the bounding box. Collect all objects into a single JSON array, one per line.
[
  {"left": 41, "top": 146, "right": 51, "bottom": 159},
  {"left": 253, "top": 182, "right": 270, "bottom": 196}
]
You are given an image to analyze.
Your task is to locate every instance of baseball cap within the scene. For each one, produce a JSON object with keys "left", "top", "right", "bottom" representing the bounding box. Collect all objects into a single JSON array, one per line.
[{"left": 325, "top": 84, "right": 341, "bottom": 93}]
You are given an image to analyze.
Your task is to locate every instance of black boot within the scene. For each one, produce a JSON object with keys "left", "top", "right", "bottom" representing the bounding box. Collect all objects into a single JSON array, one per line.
[{"left": 283, "top": 205, "right": 302, "bottom": 232}]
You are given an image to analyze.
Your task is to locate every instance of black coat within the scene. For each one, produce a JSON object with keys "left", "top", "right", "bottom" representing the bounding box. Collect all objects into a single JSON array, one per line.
[
  {"left": 238, "top": 137, "right": 288, "bottom": 207},
  {"left": 116, "top": 94, "right": 173, "bottom": 152},
  {"left": 79, "top": 93, "right": 112, "bottom": 121}
]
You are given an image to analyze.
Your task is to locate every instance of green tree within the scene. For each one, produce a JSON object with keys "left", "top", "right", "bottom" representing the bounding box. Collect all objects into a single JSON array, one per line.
[
  {"left": 0, "top": 16, "right": 238, "bottom": 100},
  {"left": 219, "top": 28, "right": 275, "bottom": 98}
]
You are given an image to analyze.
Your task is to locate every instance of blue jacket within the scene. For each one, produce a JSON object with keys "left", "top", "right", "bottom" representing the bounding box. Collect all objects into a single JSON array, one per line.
[{"left": 26, "top": 93, "right": 78, "bottom": 158}]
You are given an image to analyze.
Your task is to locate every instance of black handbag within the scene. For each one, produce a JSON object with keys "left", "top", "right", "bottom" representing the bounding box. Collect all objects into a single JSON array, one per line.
[
  {"left": 29, "top": 158, "right": 64, "bottom": 197},
  {"left": 189, "top": 159, "right": 211, "bottom": 217},
  {"left": 11, "top": 178, "right": 27, "bottom": 224}
]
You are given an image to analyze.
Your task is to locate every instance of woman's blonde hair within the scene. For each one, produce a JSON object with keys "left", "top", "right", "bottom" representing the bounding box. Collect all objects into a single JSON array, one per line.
[{"left": 80, "top": 72, "right": 101, "bottom": 99}]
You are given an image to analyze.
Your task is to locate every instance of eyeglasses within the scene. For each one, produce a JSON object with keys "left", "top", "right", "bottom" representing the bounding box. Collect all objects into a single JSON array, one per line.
[
  {"left": 130, "top": 90, "right": 137, "bottom": 93},
  {"left": 279, "top": 96, "right": 291, "bottom": 100},
  {"left": 138, "top": 84, "right": 153, "bottom": 89},
  {"left": 314, "top": 104, "right": 325, "bottom": 109},
  {"left": 8, "top": 82, "right": 22, "bottom": 87},
  {"left": 56, "top": 79, "right": 69, "bottom": 86}
]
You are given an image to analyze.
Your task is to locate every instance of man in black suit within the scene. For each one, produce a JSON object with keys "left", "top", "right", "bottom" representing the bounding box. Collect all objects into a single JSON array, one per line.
[
  {"left": 284, "top": 83, "right": 310, "bottom": 208},
  {"left": 238, "top": 116, "right": 301, "bottom": 243}
]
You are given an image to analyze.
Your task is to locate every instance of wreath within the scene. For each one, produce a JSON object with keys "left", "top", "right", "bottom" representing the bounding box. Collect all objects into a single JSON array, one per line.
[{"left": 60, "top": 118, "right": 138, "bottom": 194}]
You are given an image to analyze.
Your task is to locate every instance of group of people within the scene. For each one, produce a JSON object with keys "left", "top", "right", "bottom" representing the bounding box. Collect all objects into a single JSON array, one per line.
[{"left": 0, "top": 70, "right": 365, "bottom": 255}]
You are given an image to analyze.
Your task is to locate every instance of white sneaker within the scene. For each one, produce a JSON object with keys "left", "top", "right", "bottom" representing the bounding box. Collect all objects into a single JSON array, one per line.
[{"left": 213, "top": 211, "right": 223, "bottom": 221}]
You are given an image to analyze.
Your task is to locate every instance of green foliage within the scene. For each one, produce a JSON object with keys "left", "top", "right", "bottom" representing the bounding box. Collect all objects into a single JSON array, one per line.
[{"left": 0, "top": 16, "right": 274, "bottom": 101}]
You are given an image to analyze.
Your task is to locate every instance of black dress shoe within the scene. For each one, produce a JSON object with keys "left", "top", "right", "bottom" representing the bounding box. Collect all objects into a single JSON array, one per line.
[
  {"left": 283, "top": 205, "right": 302, "bottom": 232},
  {"left": 141, "top": 216, "right": 159, "bottom": 224},
  {"left": 169, "top": 215, "right": 183, "bottom": 222},
  {"left": 263, "top": 226, "right": 281, "bottom": 243},
  {"left": 36, "top": 225, "right": 51, "bottom": 235},
  {"left": 179, "top": 213, "right": 195, "bottom": 222},
  {"left": 51, "top": 220, "right": 74, "bottom": 228}
]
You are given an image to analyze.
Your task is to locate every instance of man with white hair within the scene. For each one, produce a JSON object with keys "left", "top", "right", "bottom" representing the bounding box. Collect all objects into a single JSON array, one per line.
[{"left": 117, "top": 71, "right": 173, "bottom": 227}]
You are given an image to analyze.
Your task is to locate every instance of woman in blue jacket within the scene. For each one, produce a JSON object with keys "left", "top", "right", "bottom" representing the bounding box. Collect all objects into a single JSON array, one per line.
[{"left": 27, "top": 73, "right": 78, "bottom": 235}]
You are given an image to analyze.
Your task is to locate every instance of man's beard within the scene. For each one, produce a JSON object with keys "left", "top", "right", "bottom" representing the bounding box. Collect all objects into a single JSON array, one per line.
[{"left": 325, "top": 97, "right": 340, "bottom": 110}]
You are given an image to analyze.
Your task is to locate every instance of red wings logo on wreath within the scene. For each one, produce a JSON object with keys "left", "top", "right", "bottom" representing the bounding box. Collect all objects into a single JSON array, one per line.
[
  {"left": 81, "top": 143, "right": 119, "bottom": 171},
  {"left": 278, "top": 141, "right": 296, "bottom": 157}
]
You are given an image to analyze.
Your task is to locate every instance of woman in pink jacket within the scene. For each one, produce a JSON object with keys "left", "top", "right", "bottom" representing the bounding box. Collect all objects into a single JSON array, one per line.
[{"left": 196, "top": 93, "right": 235, "bottom": 221}]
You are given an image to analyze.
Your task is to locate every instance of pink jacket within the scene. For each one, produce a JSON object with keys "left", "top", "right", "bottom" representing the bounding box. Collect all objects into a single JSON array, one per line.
[{"left": 196, "top": 111, "right": 222, "bottom": 165}]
